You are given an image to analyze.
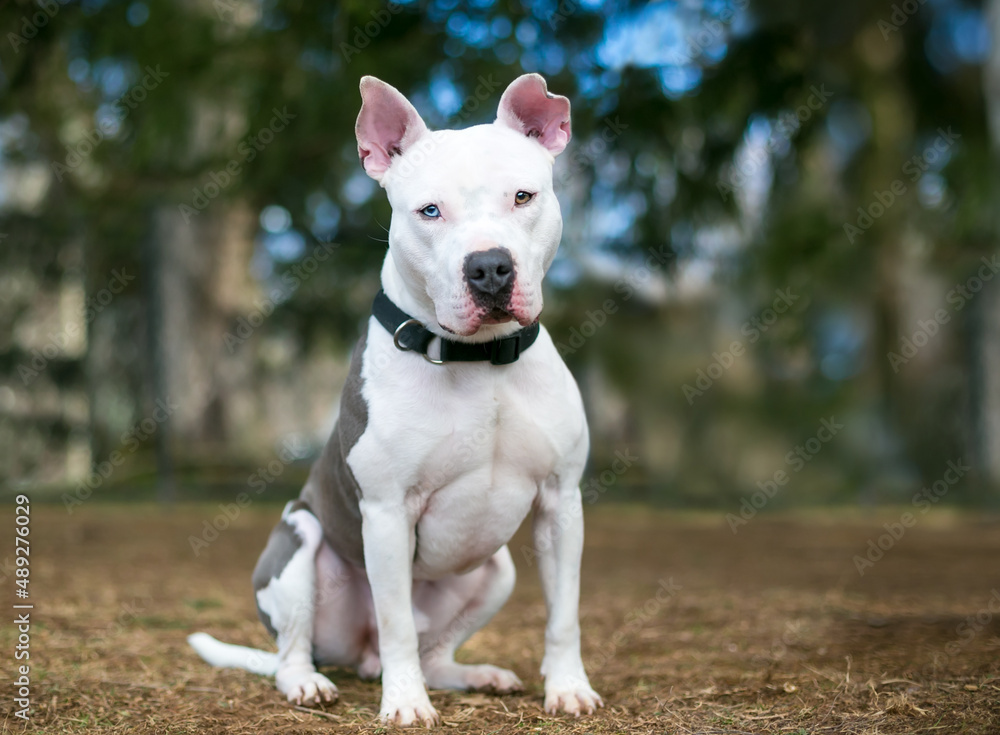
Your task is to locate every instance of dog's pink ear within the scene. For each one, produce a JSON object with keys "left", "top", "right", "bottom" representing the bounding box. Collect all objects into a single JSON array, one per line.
[
  {"left": 496, "top": 74, "right": 571, "bottom": 156},
  {"left": 356, "top": 77, "right": 429, "bottom": 181}
]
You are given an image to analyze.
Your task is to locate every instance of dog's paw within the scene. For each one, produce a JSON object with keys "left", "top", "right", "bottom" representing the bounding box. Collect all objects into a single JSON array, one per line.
[
  {"left": 424, "top": 662, "right": 523, "bottom": 693},
  {"left": 379, "top": 666, "right": 438, "bottom": 726},
  {"left": 543, "top": 680, "right": 603, "bottom": 717},
  {"left": 379, "top": 693, "right": 439, "bottom": 727},
  {"left": 460, "top": 664, "right": 524, "bottom": 693},
  {"left": 277, "top": 667, "right": 339, "bottom": 706}
]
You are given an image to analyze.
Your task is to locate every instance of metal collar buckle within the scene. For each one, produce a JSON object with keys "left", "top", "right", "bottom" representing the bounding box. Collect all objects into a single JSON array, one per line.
[{"left": 393, "top": 319, "right": 445, "bottom": 365}]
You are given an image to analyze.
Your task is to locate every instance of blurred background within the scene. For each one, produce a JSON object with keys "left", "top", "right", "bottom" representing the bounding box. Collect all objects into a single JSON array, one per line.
[{"left": 3, "top": 0, "right": 1000, "bottom": 509}]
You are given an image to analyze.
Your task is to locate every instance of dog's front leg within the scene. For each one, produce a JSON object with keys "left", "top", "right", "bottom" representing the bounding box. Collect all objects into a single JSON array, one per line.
[
  {"left": 533, "top": 476, "right": 603, "bottom": 716},
  {"left": 360, "top": 498, "right": 439, "bottom": 727}
]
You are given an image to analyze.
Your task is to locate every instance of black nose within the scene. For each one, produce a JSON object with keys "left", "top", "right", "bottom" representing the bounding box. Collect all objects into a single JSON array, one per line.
[{"left": 464, "top": 247, "right": 515, "bottom": 300}]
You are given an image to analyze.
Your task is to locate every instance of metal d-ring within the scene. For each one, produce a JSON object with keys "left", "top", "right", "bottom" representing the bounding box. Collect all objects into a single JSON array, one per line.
[
  {"left": 393, "top": 319, "right": 446, "bottom": 365},
  {"left": 393, "top": 319, "right": 422, "bottom": 351},
  {"left": 422, "top": 346, "right": 445, "bottom": 365}
]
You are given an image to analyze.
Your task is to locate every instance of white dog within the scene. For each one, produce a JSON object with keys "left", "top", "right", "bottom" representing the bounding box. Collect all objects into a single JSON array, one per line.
[{"left": 189, "top": 73, "right": 601, "bottom": 726}]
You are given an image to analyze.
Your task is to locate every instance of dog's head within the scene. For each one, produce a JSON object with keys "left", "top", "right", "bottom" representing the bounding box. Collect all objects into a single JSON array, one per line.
[{"left": 355, "top": 74, "right": 571, "bottom": 340}]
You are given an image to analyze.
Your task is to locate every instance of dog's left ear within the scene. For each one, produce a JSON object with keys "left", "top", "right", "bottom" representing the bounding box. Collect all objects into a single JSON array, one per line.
[
  {"left": 356, "top": 76, "right": 429, "bottom": 182},
  {"left": 496, "top": 74, "right": 571, "bottom": 157}
]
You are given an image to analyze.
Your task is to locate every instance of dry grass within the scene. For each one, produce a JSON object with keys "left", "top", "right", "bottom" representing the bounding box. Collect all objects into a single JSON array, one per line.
[{"left": 2, "top": 503, "right": 1000, "bottom": 733}]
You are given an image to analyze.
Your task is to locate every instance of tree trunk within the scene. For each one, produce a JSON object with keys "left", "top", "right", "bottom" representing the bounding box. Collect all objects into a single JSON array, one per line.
[{"left": 152, "top": 201, "right": 257, "bottom": 459}]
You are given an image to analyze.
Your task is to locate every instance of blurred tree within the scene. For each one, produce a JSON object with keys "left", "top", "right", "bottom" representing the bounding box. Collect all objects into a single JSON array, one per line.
[
  {"left": 0, "top": 0, "right": 996, "bottom": 505},
  {"left": 976, "top": 0, "right": 1000, "bottom": 485}
]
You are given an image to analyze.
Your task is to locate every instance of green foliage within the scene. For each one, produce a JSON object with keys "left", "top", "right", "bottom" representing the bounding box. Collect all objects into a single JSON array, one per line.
[{"left": 2, "top": 0, "right": 998, "bottom": 503}]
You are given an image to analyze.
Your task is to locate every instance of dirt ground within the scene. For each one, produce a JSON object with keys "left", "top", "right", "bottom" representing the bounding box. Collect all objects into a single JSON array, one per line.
[{"left": 2, "top": 503, "right": 999, "bottom": 734}]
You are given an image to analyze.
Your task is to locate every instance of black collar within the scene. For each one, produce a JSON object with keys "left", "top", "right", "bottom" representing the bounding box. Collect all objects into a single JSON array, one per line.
[{"left": 372, "top": 290, "right": 540, "bottom": 365}]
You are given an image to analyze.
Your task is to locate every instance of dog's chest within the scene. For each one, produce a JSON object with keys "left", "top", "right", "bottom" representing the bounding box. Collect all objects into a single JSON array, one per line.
[
  {"left": 350, "top": 326, "right": 583, "bottom": 578},
  {"left": 417, "top": 388, "right": 555, "bottom": 491},
  {"left": 406, "top": 390, "right": 550, "bottom": 576}
]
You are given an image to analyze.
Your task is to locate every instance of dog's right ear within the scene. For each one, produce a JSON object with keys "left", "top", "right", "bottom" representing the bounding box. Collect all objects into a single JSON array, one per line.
[
  {"left": 496, "top": 74, "right": 571, "bottom": 157},
  {"left": 356, "top": 77, "right": 429, "bottom": 182}
]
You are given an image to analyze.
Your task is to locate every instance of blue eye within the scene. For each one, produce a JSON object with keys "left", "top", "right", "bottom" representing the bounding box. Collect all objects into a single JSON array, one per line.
[{"left": 420, "top": 204, "right": 440, "bottom": 218}]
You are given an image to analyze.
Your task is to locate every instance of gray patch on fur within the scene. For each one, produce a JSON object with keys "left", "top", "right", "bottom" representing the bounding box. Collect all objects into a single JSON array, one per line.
[
  {"left": 299, "top": 321, "right": 370, "bottom": 568},
  {"left": 252, "top": 505, "right": 310, "bottom": 637}
]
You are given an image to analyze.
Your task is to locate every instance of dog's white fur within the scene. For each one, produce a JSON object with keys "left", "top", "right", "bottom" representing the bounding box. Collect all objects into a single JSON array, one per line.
[{"left": 189, "top": 74, "right": 600, "bottom": 726}]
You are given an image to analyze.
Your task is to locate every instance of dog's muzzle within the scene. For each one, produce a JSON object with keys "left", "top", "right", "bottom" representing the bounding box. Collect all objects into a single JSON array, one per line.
[{"left": 464, "top": 247, "right": 515, "bottom": 311}]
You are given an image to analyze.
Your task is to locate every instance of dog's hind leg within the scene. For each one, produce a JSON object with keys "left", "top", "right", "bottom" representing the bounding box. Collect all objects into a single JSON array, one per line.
[
  {"left": 253, "top": 501, "right": 338, "bottom": 706},
  {"left": 414, "top": 545, "right": 523, "bottom": 692}
]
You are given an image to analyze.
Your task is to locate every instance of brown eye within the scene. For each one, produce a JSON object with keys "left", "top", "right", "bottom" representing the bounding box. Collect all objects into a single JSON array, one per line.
[{"left": 515, "top": 191, "right": 533, "bottom": 205}]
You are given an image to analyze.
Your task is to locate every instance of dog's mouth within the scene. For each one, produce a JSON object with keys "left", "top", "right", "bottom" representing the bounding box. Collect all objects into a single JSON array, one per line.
[
  {"left": 439, "top": 307, "right": 534, "bottom": 337},
  {"left": 481, "top": 307, "right": 515, "bottom": 325}
]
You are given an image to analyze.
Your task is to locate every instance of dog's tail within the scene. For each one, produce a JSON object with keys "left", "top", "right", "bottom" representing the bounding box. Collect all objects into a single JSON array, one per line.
[{"left": 187, "top": 632, "right": 279, "bottom": 676}]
